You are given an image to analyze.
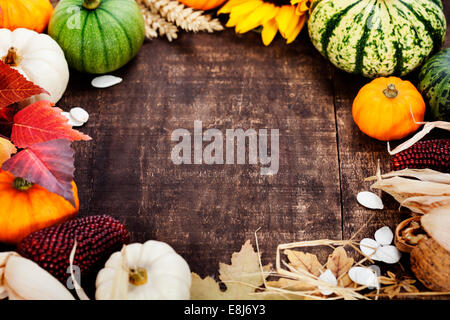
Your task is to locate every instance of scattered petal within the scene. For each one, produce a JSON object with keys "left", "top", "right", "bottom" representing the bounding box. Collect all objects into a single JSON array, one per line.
[
  {"left": 357, "top": 191, "right": 384, "bottom": 209},
  {"left": 376, "top": 245, "right": 402, "bottom": 264},
  {"left": 318, "top": 269, "right": 337, "bottom": 296},
  {"left": 61, "top": 112, "right": 84, "bottom": 127},
  {"left": 359, "top": 238, "right": 380, "bottom": 259},
  {"left": 348, "top": 267, "right": 379, "bottom": 289},
  {"left": 374, "top": 226, "right": 394, "bottom": 245},
  {"left": 91, "top": 75, "right": 122, "bottom": 89},
  {"left": 70, "top": 107, "right": 89, "bottom": 124}
]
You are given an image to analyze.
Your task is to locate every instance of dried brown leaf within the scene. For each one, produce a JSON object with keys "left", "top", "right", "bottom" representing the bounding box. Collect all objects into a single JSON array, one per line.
[
  {"left": 326, "top": 247, "right": 354, "bottom": 279},
  {"left": 190, "top": 240, "right": 271, "bottom": 300},
  {"left": 284, "top": 250, "right": 323, "bottom": 277}
]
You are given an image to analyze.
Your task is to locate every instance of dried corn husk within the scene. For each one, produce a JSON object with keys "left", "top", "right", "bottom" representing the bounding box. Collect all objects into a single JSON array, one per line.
[
  {"left": 366, "top": 168, "right": 450, "bottom": 185},
  {"left": 0, "top": 252, "right": 74, "bottom": 300},
  {"left": 421, "top": 206, "right": 450, "bottom": 252},
  {"left": 388, "top": 121, "right": 450, "bottom": 155},
  {"left": 401, "top": 196, "right": 450, "bottom": 214},
  {"left": 366, "top": 167, "right": 450, "bottom": 214}
]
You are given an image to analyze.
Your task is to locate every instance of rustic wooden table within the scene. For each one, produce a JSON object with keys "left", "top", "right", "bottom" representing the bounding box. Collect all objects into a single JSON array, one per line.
[{"left": 44, "top": 1, "right": 450, "bottom": 287}]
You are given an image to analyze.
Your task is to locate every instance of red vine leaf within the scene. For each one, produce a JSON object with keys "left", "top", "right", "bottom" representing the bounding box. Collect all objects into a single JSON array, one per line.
[
  {"left": 0, "top": 105, "right": 15, "bottom": 122},
  {"left": 0, "top": 136, "right": 16, "bottom": 166},
  {"left": 11, "top": 100, "right": 92, "bottom": 148},
  {"left": 2, "top": 139, "right": 76, "bottom": 206},
  {"left": 0, "top": 60, "right": 48, "bottom": 108}
]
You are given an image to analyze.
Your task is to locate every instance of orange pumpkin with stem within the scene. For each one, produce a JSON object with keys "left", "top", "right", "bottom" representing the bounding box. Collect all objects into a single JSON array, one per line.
[
  {"left": 352, "top": 77, "right": 426, "bottom": 141},
  {"left": 178, "top": 0, "right": 227, "bottom": 10},
  {"left": 0, "top": 0, "right": 54, "bottom": 33},
  {"left": 0, "top": 170, "right": 79, "bottom": 244}
]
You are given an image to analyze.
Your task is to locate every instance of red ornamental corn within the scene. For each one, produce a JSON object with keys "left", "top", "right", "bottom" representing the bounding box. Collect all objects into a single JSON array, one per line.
[
  {"left": 391, "top": 139, "right": 449, "bottom": 173},
  {"left": 17, "top": 215, "right": 130, "bottom": 283}
]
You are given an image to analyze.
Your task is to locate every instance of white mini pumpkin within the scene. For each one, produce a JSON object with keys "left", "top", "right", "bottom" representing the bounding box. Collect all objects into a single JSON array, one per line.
[
  {"left": 95, "top": 240, "right": 192, "bottom": 300},
  {"left": 0, "top": 28, "right": 69, "bottom": 104}
]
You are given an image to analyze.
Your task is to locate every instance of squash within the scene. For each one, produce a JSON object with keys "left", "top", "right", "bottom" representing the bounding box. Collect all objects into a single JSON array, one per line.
[
  {"left": 0, "top": 170, "right": 79, "bottom": 244},
  {"left": 178, "top": 0, "right": 227, "bottom": 10},
  {"left": 0, "top": 0, "right": 54, "bottom": 33},
  {"left": 352, "top": 77, "right": 426, "bottom": 141},
  {"left": 0, "top": 28, "right": 70, "bottom": 105},
  {"left": 308, "top": 0, "right": 447, "bottom": 78},
  {"left": 418, "top": 48, "right": 450, "bottom": 121},
  {"left": 48, "top": 0, "right": 145, "bottom": 74},
  {"left": 96, "top": 241, "right": 191, "bottom": 300}
]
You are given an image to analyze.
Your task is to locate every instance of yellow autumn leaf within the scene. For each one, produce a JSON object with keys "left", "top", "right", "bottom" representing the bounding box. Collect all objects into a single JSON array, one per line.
[
  {"left": 0, "top": 137, "right": 16, "bottom": 167},
  {"left": 266, "top": 277, "right": 315, "bottom": 291},
  {"left": 284, "top": 249, "right": 323, "bottom": 277},
  {"left": 190, "top": 240, "right": 271, "bottom": 300}
]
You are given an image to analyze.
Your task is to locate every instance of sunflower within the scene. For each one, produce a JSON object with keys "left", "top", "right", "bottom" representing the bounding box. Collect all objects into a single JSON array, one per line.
[{"left": 218, "top": 0, "right": 310, "bottom": 46}]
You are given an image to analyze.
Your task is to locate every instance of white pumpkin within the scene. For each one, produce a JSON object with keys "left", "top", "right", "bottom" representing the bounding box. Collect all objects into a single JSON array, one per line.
[
  {"left": 96, "top": 240, "right": 191, "bottom": 300},
  {"left": 0, "top": 28, "right": 69, "bottom": 105}
]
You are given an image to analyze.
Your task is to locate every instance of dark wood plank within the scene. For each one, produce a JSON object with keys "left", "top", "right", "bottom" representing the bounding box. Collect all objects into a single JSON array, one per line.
[{"left": 60, "top": 28, "right": 343, "bottom": 276}]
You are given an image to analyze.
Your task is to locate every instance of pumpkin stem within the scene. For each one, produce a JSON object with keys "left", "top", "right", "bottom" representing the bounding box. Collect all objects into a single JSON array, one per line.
[
  {"left": 1, "top": 47, "right": 21, "bottom": 67},
  {"left": 13, "top": 177, "right": 33, "bottom": 191},
  {"left": 383, "top": 84, "right": 399, "bottom": 99},
  {"left": 128, "top": 267, "right": 148, "bottom": 286},
  {"left": 82, "top": 0, "right": 101, "bottom": 9}
]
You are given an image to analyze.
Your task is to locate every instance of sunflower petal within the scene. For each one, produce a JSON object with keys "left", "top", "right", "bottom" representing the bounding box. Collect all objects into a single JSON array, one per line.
[
  {"left": 286, "top": 14, "right": 306, "bottom": 43},
  {"left": 225, "top": 0, "right": 263, "bottom": 27},
  {"left": 261, "top": 19, "right": 278, "bottom": 46},
  {"left": 236, "top": 4, "right": 279, "bottom": 34},
  {"left": 276, "top": 5, "right": 297, "bottom": 39},
  {"left": 218, "top": 0, "right": 250, "bottom": 14}
]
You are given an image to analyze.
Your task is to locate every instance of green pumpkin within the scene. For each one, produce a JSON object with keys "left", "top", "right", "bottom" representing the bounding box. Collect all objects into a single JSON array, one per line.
[
  {"left": 418, "top": 48, "right": 450, "bottom": 121},
  {"left": 308, "top": 0, "right": 447, "bottom": 78},
  {"left": 49, "top": 0, "right": 145, "bottom": 74}
]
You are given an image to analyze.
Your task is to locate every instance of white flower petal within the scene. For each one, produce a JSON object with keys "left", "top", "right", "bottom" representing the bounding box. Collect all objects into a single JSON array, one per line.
[
  {"left": 318, "top": 269, "right": 337, "bottom": 296},
  {"left": 357, "top": 191, "right": 384, "bottom": 210},
  {"left": 348, "top": 267, "right": 379, "bottom": 289},
  {"left": 376, "top": 245, "right": 402, "bottom": 264},
  {"left": 61, "top": 112, "right": 84, "bottom": 127},
  {"left": 374, "top": 226, "right": 394, "bottom": 245},
  {"left": 70, "top": 107, "right": 89, "bottom": 123},
  {"left": 359, "top": 238, "right": 380, "bottom": 259},
  {"left": 91, "top": 75, "right": 122, "bottom": 88}
]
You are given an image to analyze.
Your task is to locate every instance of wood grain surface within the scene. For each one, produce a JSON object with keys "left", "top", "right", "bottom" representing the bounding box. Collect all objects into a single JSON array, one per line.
[{"left": 6, "top": 0, "right": 449, "bottom": 295}]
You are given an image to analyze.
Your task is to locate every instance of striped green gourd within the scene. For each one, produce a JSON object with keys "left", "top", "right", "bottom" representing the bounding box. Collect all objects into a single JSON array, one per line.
[
  {"left": 308, "top": 0, "right": 447, "bottom": 78},
  {"left": 418, "top": 48, "right": 450, "bottom": 121},
  {"left": 49, "top": 0, "right": 145, "bottom": 74}
]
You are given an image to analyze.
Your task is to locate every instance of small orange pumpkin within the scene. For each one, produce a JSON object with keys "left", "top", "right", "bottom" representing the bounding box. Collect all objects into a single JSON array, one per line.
[
  {"left": 0, "top": 0, "right": 54, "bottom": 33},
  {"left": 352, "top": 77, "right": 426, "bottom": 141},
  {"left": 0, "top": 170, "right": 79, "bottom": 244},
  {"left": 178, "top": 0, "right": 227, "bottom": 10}
]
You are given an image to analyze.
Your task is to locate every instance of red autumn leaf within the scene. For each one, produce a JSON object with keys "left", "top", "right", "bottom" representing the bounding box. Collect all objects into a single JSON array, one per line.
[
  {"left": 2, "top": 139, "right": 76, "bottom": 206},
  {"left": 0, "top": 60, "right": 48, "bottom": 108},
  {"left": 11, "top": 100, "right": 92, "bottom": 148},
  {"left": 0, "top": 105, "right": 15, "bottom": 122}
]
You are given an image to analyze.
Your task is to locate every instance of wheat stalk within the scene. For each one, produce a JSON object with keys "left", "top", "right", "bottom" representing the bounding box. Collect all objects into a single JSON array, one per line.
[
  {"left": 140, "top": 5, "right": 178, "bottom": 41},
  {"left": 139, "top": 0, "right": 224, "bottom": 34}
]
